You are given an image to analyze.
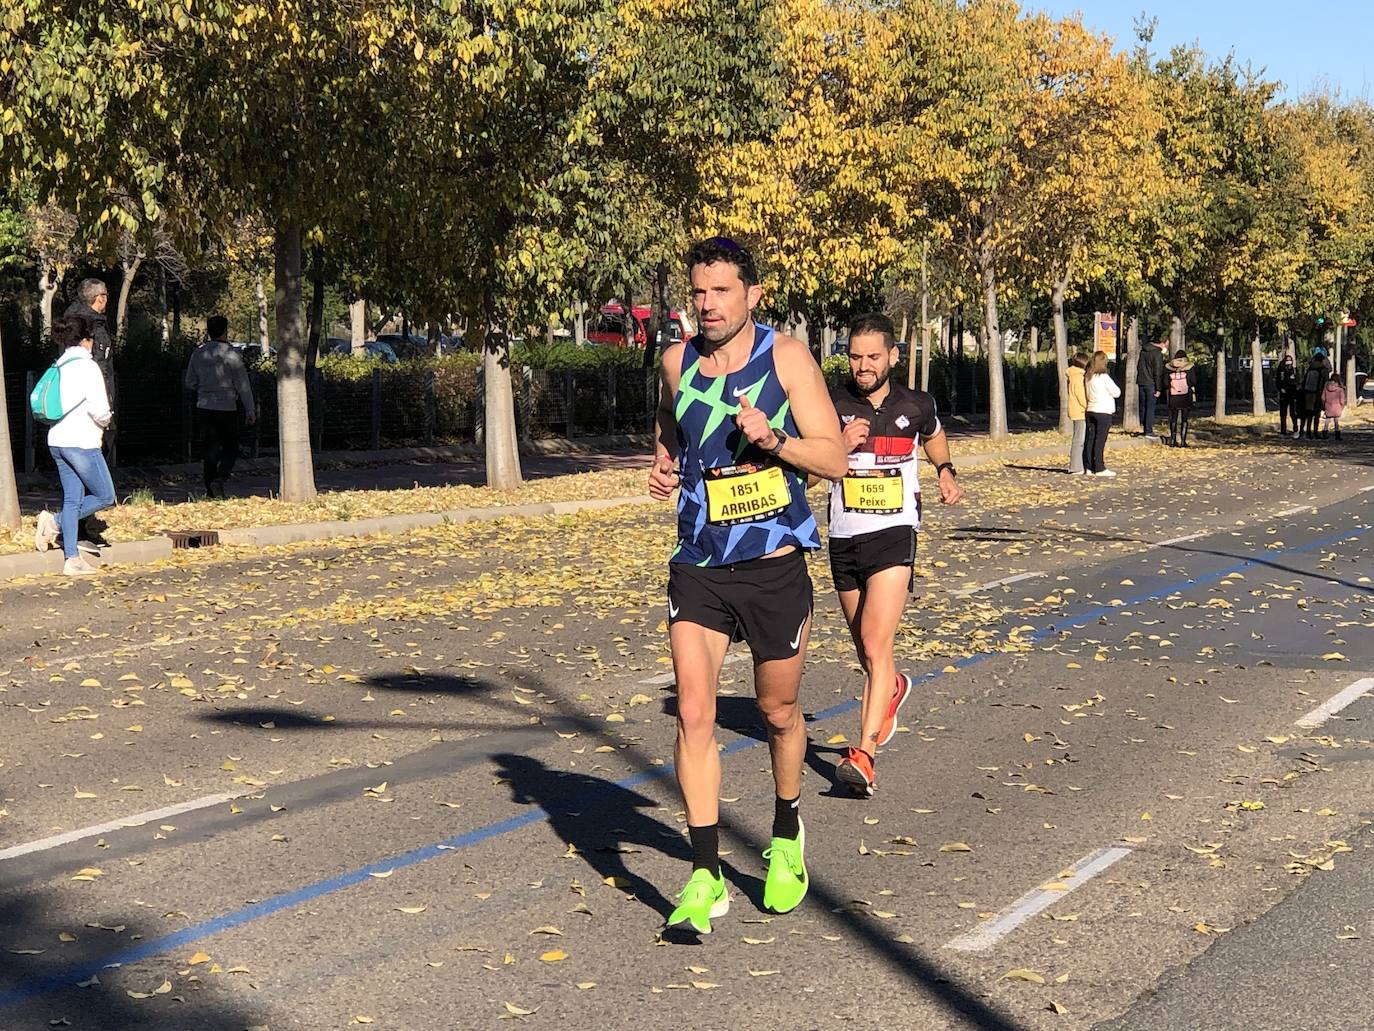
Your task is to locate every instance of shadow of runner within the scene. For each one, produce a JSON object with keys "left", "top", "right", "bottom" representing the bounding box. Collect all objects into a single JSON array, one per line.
[
  {"left": 0, "top": 895, "right": 265, "bottom": 1029},
  {"left": 492, "top": 753, "right": 686, "bottom": 919}
]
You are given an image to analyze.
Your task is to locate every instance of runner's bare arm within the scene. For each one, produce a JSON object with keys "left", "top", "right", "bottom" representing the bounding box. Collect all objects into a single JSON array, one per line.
[
  {"left": 769, "top": 335, "right": 848, "bottom": 481},
  {"left": 649, "top": 343, "right": 685, "bottom": 501},
  {"left": 921, "top": 429, "right": 964, "bottom": 505}
]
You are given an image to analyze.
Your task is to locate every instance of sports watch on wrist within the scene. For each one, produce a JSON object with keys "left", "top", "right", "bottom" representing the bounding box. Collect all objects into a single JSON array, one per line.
[
  {"left": 765, "top": 427, "right": 790, "bottom": 456},
  {"left": 935, "top": 461, "right": 957, "bottom": 478}
]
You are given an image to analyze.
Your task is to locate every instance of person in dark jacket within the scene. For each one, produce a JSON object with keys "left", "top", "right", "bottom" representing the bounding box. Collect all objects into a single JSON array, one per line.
[
  {"left": 1272, "top": 353, "right": 1299, "bottom": 436},
  {"left": 63, "top": 278, "right": 113, "bottom": 392},
  {"left": 1300, "top": 351, "right": 1329, "bottom": 438},
  {"left": 1136, "top": 337, "right": 1166, "bottom": 439},
  {"left": 1164, "top": 350, "right": 1196, "bottom": 447}
]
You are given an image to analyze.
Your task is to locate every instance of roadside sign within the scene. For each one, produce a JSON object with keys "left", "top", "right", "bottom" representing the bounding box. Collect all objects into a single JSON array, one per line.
[{"left": 1095, "top": 312, "right": 1118, "bottom": 353}]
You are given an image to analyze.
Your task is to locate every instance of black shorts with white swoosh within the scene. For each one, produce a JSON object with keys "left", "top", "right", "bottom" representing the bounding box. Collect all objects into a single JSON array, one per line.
[{"left": 667, "top": 550, "right": 814, "bottom": 661}]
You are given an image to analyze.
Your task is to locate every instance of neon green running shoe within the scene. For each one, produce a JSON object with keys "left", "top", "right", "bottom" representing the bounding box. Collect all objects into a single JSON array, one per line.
[
  {"left": 762, "top": 818, "right": 808, "bottom": 913},
  {"left": 664, "top": 868, "right": 729, "bottom": 934}
]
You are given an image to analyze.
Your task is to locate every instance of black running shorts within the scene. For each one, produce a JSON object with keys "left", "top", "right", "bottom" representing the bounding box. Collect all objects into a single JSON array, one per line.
[
  {"left": 828, "top": 525, "right": 917, "bottom": 593},
  {"left": 667, "top": 550, "right": 814, "bottom": 661}
]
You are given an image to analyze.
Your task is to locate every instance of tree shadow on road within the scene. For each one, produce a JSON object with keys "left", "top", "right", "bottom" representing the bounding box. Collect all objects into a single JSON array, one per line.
[{"left": 0, "top": 894, "right": 266, "bottom": 1029}]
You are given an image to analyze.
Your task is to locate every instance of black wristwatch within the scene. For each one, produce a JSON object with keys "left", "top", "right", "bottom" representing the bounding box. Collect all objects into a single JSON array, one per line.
[
  {"left": 935, "top": 461, "right": 957, "bottom": 478},
  {"left": 764, "top": 427, "right": 789, "bottom": 456}
]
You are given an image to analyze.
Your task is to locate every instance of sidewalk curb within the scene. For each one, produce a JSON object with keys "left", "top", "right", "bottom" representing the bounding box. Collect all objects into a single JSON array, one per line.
[{"left": 0, "top": 434, "right": 1158, "bottom": 582}]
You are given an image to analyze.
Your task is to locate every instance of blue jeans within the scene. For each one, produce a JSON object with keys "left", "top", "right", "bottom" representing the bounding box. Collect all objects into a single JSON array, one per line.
[{"left": 49, "top": 446, "right": 116, "bottom": 559}]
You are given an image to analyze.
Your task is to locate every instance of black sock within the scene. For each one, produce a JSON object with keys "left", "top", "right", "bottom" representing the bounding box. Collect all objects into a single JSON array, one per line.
[
  {"left": 688, "top": 823, "right": 720, "bottom": 878},
  {"left": 773, "top": 795, "right": 800, "bottom": 840}
]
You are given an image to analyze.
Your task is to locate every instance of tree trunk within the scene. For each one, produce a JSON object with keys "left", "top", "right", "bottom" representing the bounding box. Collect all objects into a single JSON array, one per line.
[
  {"left": 350, "top": 298, "right": 367, "bottom": 358},
  {"left": 621, "top": 286, "right": 635, "bottom": 349},
  {"left": 255, "top": 274, "right": 271, "bottom": 350},
  {"left": 1346, "top": 352, "right": 1357, "bottom": 412},
  {"left": 1052, "top": 266, "right": 1071, "bottom": 433},
  {"left": 1251, "top": 328, "right": 1266, "bottom": 417},
  {"left": 274, "top": 222, "right": 316, "bottom": 502},
  {"left": 0, "top": 322, "right": 21, "bottom": 528},
  {"left": 479, "top": 316, "right": 523, "bottom": 489},
  {"left": 916, "top": 246, "right": 929, "bottom": 391},
  {"left": 1123, "top": 315, "right": 1141, "bottom": 433},
  {"left": 645, "top": 260, "right": 668, "bottom": 370},
  {"left": 1028, "top": 325, "right": 1039, "bottom": 368},
  {"left": 157, "top": 265, "right": 171, "bottom": 345},
  {"left": 1169, "top": 315, "right": 1184, "bottom": 353},
  {"left": 906, "top": 317, "right": 919, "bottom": 391},
  {"left": 574, "top": 302, "right": 587, "bottom": 348},
  {"left": 171, "top": 280, "right": 182, "bottom": 339},
  {"left": 1214, "top": 326, "right": 1227, "bottom": 420},
  {"left": 921, "top": 315, "right": 935, "bottom": 392},
  {"left": 115, "top": 255, "right": 142, "bottom": 345},
  {"left": 306, "top": 244, "right": 324, "bottom": 372},
  {"left": 979, "top": 243, "right": 1008, "bottom": 440},
  {"left": 38, "top": 267, "right": 59, "bottom": 339}
]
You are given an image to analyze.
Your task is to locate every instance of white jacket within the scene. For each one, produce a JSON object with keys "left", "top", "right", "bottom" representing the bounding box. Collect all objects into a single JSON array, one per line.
[
  {"left": 46, "top": 347, "right": 113, "bottom": 450},
  {"left": 1085, "top": 371, "right": 1121, "bottom": 415}
]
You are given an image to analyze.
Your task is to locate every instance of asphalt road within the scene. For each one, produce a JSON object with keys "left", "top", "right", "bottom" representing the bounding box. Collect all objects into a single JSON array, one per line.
[{"left": 0, "top": 433, "right": 1369, "bottom": 1031}]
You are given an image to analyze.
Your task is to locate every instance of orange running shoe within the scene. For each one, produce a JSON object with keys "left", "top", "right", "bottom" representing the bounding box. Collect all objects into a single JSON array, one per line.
[
  {"left": 836, "top": 747, "right": 875, "bottom": 797},
  {"left": 876, "top": 672, "right": 912, "bottom": 748}
]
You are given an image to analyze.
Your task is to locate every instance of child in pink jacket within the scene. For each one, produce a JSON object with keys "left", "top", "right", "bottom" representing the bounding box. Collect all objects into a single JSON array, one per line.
[{"left": 1321, "top": 373, "right": 1346, "bottom": 440}]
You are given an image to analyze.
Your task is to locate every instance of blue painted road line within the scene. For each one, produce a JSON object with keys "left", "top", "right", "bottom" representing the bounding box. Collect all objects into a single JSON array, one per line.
[{"left": 0, "top": 517, "right": 1367, "bottom": 1009}]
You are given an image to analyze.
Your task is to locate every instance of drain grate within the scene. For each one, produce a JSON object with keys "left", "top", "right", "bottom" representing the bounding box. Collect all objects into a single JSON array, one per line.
[{"left": 166, "top": 530, "right": 220, "bottom": 549}]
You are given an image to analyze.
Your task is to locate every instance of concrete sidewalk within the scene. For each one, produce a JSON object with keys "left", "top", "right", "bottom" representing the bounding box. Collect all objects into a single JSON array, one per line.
[{"left": 3, "top": 431, "right": 1164, "bottom": 582}]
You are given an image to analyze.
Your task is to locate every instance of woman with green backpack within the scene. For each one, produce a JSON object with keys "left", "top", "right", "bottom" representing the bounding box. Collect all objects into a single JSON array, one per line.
[{"left": 31, "top": 315, "right": 116, "bottom": 576}]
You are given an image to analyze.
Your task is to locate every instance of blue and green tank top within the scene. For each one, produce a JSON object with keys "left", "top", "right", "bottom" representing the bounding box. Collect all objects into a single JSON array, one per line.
[{"left": 671, "top": 324, "right": 819, "bottom": 566}]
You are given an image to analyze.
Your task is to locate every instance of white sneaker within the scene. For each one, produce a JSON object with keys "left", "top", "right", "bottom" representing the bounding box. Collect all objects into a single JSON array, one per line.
[
  {"left": 1292, "top": 431, "right": 1301, "bottom": 439},
  {"left": 62, "top": 556, "right": 97, "bottom": 577},
  {"left": 34, "top": 510, "right": 58, "bottom": 552},
  {"left": 1097, "top": 468, "right": 1118, "bottom": 478}
]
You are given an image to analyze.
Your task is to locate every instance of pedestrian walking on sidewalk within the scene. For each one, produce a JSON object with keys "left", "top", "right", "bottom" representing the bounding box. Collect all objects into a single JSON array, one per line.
[
  {"left": 33, "top": 315, "right": 116, "bottom": 576},
  {"left": 1273, "top": 353, "right": 1299, "bottom": 436},
  {"left": 1066, "top": 352, "right": 1089, "bottom": 474},
  {"left": 1321, "top": 372, "right": 1346, "bottom": 440},
  {"left": 185, "top": 315, "right": 257, "bottom": 498},
  {"left": 1300, "top": 352, "right": 1328, "bottom": 438},
  {"left": 1136, "top": 337, "right": 1165, "bottom": 439},
  {"left": 1083, "top": 350, "right": 1120, "bottom": 476},
  {"left": 1165, "top": 350, "right": 1196, "bottom": 447}
]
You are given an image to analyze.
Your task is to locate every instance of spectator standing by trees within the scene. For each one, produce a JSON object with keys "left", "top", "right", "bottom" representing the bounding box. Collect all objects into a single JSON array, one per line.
[
  {"left": 1273, "top": 353, "right": 1299, "bottom": 436},
  {"left": 1083, "top": 350, "right": 1121, "bottom": 476},
  {"left": 1066, "top": 351, "right": 1089, "bottom": 474},
  {"left": 1165, "top": 349, "right": 1196, "bottom": 447},
  {"left": 1321, "top": 371, "right": 1346, "bottom": 440},
  {"left": 33, "top": 315, "right": 116, "bottom": 575},
  {"left": 185, "top": 315, "right": 257, "bottom": 498},
  {"left": 1300, "top": 351, "right": 1329, "bottom": 438},
  {"left": 1136, "top": 337, "right": 1165, "bottom": 440}
]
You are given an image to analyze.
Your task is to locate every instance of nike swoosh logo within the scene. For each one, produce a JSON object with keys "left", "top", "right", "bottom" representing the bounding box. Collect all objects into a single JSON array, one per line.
[
  {"left": 789, "top": 621, "right": 805, "bottom": 650},
  {"left": 733, "top": 387, "right": 749, "bottom": 397},
  {"left": 668, "top": 597, "right": 680, "bottom": 618}
]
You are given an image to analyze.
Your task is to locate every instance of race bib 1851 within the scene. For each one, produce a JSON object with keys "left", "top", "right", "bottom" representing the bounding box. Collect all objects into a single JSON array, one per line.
[
  {"left": 841, "top": 467, "right": 903, "bottom": 513},
  {"left": 705, "top": 463, "right": 790, "bottom": 525}
]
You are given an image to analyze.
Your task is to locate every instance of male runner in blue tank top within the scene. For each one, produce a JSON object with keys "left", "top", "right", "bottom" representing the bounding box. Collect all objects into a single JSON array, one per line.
[
  {"left": 824, "top": 313, "right": 963, "bottom": 797},
  {"left": 648, "top": 237, "right": 847, "bottom": 934}
]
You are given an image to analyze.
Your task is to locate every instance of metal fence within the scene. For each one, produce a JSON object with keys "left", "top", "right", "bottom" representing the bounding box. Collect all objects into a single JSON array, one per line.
[
  {"left": 5, "top": 362, "right": 660, "bottom": 471},
  {"left": 5, "top": 354, "right": 1279, "bottom": 474}
]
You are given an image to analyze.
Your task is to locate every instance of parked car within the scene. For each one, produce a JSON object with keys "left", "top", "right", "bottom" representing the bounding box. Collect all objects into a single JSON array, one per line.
[
  {"left": 586, "top": 303, "right": 694, "bottom": 348},
  {"left": 376, "top": 333, "right": 432, "bottom": 360},
  {"left": 327, "top": 339, "right": 399, "bottom": 364}
]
